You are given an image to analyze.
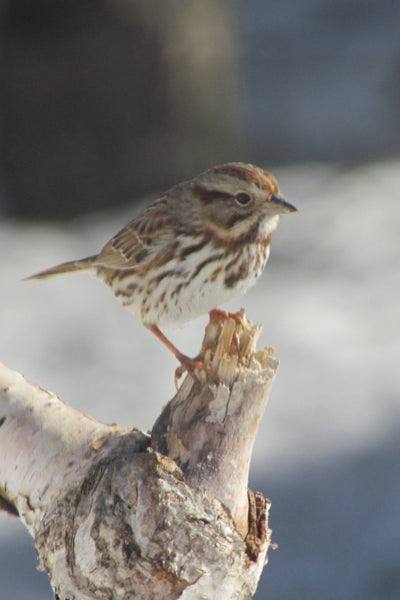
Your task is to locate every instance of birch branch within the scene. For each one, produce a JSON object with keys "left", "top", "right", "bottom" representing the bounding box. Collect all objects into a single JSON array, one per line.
[{"left": 0, "top": 309, "right": 278, "bottom": 600}]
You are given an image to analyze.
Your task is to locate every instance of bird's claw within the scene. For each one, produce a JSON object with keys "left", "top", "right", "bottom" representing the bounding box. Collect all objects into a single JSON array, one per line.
[
  {"left": 209, "top": 308, "right": 244, "bottom": 326},
  {"left": 174, "top": 356, "right": 215, "bottom": 389}
]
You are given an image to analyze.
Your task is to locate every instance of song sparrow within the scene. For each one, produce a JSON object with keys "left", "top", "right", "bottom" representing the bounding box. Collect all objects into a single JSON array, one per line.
[{"left": 28, "top": 163, "right": 296, "bottom": 377}]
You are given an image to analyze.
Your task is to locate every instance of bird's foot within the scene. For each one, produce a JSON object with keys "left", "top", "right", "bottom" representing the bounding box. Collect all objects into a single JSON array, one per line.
[
  {"left": 146, "top": 323, "right": 215, "bottom": 389},
  {"left": 175, "top": 354, "right": 219, "bottom": 390},
  {"left": 209, "top": 308, "right": 243, "bottom": 325},
  {"left": 174, "top": 354, "right": 213, "bottom": 389}
]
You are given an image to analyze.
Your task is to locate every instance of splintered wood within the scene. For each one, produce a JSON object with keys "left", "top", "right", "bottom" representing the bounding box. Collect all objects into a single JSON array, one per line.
[
  {"left": 152, "top": 308, "right": 279, "bottom": 542},
  {"left": 199, "top": 308, "right": 265, "bottom": 386}
]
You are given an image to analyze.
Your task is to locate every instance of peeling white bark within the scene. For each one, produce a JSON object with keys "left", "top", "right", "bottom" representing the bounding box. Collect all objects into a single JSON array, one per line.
[{"left": 0, "top": 310, "right": 277, "bottom": 599}]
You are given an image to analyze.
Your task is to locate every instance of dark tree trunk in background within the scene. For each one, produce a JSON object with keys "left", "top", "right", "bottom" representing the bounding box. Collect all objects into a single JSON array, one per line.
[{"left": 0, "top": 0, "right": 239, "bottom": 219}]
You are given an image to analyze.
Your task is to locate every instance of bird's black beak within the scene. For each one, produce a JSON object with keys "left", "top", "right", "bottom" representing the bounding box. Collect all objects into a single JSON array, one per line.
[{"left": 268, "top": 194, "right": 297, "bottom": 213}]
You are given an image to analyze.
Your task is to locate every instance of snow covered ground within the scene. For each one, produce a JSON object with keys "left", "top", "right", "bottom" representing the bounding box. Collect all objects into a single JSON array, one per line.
[{"left": 1, "top": 158, "right": 399, "bottom": 599}]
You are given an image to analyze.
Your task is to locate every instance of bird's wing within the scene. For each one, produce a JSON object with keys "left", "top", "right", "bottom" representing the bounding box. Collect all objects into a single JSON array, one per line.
[{"left": 94, "top": 202, "right": 173, "bottom": 270}]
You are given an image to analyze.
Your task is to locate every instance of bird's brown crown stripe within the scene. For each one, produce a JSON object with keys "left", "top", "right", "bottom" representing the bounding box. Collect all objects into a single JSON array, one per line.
[{"left": 211, "top": 164, "right": 278, "bottom": 194}]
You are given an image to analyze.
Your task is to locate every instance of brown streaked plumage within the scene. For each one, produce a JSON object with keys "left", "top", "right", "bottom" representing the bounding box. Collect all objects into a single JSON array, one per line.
[{"left": 27, "top": 163, "right": 297, "bottom": 378}]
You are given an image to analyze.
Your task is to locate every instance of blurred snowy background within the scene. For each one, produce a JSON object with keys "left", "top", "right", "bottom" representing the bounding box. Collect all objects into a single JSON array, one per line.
[{"left": 1, "top": 2, "right": 400, "bottom": 599}]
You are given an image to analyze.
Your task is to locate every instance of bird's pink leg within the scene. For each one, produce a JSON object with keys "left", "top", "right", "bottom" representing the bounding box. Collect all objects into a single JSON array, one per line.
[{"left": 147, "top": 324, "right": 205, "bottom": 382}]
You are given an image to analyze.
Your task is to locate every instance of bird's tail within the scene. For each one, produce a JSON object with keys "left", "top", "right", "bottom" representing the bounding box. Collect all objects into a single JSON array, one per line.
[{"left": 25, "top": 255, "right": 97, "bottom": 280}]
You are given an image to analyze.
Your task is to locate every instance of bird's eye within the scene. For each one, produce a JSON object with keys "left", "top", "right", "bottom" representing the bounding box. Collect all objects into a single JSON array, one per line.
[{"left": 235, "top": 192, "right": 252, "bottom": 206}]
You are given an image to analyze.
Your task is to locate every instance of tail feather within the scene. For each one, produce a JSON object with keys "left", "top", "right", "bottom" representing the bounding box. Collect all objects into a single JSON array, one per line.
[{"left": 25, "top": 256, "right": 96, "bottom": 281}]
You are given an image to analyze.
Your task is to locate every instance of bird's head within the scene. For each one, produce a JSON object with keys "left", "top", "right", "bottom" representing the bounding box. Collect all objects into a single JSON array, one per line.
[{"left": 183, "top": 162, "right": 297, "bottom": 240}]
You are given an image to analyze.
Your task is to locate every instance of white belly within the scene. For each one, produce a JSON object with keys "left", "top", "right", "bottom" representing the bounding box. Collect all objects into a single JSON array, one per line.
[{"left": 123, "top": 241, "right": 270, "bottom": 328}]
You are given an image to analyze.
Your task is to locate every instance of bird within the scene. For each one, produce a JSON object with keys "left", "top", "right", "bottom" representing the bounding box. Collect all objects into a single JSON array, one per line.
[{"left": 27, "top": 162, "right": 297, "bottom": 378}]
